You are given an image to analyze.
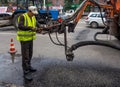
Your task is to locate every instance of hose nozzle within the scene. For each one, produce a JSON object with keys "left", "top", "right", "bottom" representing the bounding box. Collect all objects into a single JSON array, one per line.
[{"left": 66, "top": 51, "right": 74, "bottom": 61}]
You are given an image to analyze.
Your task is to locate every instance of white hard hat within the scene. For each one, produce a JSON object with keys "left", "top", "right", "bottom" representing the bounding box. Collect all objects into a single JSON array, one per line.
[{"left": 28, "top": 6, "right": 38, "bottom": 15}]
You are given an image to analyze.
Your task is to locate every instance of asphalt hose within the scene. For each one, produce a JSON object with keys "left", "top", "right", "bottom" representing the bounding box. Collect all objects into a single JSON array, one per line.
[{"left": 68, "top": 40, "right": 120, "bottom": 52}]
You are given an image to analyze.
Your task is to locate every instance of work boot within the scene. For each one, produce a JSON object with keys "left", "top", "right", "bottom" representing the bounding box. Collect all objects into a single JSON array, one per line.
[
  {"left": 29, "top": 67, "right": 37, "bottom": 72},
  {"left": 24, "top": 73, "right": 33, "bottom": 81}
]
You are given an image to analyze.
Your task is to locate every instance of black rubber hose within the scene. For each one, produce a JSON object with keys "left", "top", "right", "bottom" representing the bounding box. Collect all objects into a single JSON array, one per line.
[
  {"left": 55, "top": 32, "right": 64, "bottom": 46},
  {"left": 48, "top": 30, "right": 63, "bottom": 46},
  {"left": 68, "top": 40, "right": 120, "bottom": 52},
  {"left": 48, "top": 30, "right": 70, "bottom": 48},
  {"left": 99, "top": 6, "right": 108, "bottom": 27}
]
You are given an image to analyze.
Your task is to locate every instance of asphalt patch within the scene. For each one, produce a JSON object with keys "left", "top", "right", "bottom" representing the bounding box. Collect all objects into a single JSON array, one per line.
[
  {"left": 24, "top": 58, "right": 120, "bottom": 87},
  {"left": 76, "top": 29, "right": 90, "bottom": 40}
]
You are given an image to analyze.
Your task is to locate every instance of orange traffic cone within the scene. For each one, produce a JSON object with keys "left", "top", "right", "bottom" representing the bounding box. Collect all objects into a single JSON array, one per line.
[
  {"left": 9, "top": 38, "right": 17, "bottom": 63},
  {"left": 9, "top": 38, "right": 16, "bottom": 53}
]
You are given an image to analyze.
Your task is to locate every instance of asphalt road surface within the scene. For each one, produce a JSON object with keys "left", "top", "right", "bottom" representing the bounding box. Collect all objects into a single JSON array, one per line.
[{"left": 0, "top": 19, "right": 120, "bottom": 87}]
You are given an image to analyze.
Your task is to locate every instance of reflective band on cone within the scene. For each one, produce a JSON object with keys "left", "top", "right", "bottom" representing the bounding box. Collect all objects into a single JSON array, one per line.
[{"left": 9, "top": 38, "right": 16, "bottom": 53}]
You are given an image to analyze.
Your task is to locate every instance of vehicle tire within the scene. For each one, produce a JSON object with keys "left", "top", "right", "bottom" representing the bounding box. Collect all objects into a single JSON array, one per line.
[
  {"left": 115, "top": 36, "right": 120, "bottom": 40},
  {"left": 13, "top": 13, "right": 22, "bottom": 30},
  {"left": 90, "top": 22, "right": 98, "bottom": 28}
]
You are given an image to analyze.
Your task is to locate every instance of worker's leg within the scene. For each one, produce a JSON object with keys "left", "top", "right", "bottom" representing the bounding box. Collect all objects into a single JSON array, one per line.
[
  {"left": 28, "top": 40, "right": 37, "bottom": 72},
  {"left": 21, "top": 41, "right": 30, "bottom": 73},
  {"left": 20, "top": 41, "right": 33, "bottom": 81},
  {"left": 28, "top": 40, "right": 33, "bottom": 68}
]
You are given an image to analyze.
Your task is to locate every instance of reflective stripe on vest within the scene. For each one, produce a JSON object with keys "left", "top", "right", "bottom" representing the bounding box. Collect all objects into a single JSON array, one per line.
[{"left": 17, "top": 13, "right": 36, "bottom": 41}]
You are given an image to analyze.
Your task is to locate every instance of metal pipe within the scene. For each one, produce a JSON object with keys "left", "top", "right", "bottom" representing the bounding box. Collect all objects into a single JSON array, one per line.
[{"left": 43, "top": 0, "right": 46, "bottom": 9}]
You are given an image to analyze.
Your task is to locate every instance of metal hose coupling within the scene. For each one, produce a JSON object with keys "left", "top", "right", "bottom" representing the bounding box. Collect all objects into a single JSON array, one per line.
[{"left": 66, "top": 50, "right": 74, "bottom": 61}]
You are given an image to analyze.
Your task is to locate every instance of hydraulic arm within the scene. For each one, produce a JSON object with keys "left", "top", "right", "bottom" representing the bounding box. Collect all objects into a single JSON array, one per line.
[{"left": 46, "top": 0, "right": 120, "bottom": 61}]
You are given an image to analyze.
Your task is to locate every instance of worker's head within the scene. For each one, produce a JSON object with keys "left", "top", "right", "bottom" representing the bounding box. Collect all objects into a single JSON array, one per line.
[{"left": 28, "top": 6, "right": 38, "bottom": 15}]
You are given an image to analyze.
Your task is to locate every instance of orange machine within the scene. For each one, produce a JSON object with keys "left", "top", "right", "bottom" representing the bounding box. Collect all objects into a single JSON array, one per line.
[
  {"left": 47, "top": 0, "right": 120, "bottom": 61},
  {"left": 116, "top": 0, "right": 120, "bottom": 12},
  {"left": 58, "top": 0, "right": 120, "bottom": 37}
]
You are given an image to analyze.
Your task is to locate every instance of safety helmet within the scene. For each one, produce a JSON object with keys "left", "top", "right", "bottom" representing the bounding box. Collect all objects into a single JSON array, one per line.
[{"left": 28, "top": 6, "right": 38, "bottom": 15}]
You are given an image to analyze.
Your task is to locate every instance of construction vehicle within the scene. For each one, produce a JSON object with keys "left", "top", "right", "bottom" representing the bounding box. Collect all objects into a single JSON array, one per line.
[
  {"left": 5, "top": 0, "right": 120, "bottom": 60},
  {"left": 43, "top": 0, "right": 120, "bottom": 61},
  {"left": 11, "top": 0, "right": 59, "bottom": 29}
]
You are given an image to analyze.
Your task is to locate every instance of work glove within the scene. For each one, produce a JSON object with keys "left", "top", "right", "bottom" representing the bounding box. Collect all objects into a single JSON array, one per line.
[
  {"left": 36, "top": 28, "right": 48, "bottom": 34},
  {"left": 36, "top": 28, "right": 43, "bottom": 33},
  {"left": 31, "top": 27, "right": 37, "bottom": 32},
  {"left": 27, "top": 26, "right": 36, "bottom": 31}
]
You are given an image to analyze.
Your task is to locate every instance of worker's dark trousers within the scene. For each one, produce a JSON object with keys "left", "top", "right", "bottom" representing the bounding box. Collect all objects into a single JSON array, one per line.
[{"left": 20, "top": 40, "right": 33, "bottom": 74}]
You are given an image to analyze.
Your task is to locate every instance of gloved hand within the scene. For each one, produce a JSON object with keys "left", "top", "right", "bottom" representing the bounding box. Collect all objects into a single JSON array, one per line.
[
  {"left": 27, "top": 26, "right": 36, "bottom": 31},
  {"left": 31, "top": 27, "right": 37, "bottom": 32},
  {"left": 36, "top": 28, "right": 43, "bottom": 33}
]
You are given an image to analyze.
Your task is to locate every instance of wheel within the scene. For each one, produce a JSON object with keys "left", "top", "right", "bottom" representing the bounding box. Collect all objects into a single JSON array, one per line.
[
  {"left": 12, "top": 13, "right": 22, "bottom": 30},
  {"left": 115, "top": 36, "right": 120, "bottom": 40},
  {"left": 90, "top": 22, "right": 98, "bottom": 28}
]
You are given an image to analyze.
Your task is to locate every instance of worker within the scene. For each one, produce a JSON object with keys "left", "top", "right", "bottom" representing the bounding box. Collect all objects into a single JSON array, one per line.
[{"left": 17, "top": 6, "right": 40, "bottom": 81}]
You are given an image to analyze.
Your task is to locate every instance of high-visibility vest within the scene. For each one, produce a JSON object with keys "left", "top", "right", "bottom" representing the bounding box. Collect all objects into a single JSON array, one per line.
[{"left": 17, "top": 13, "right": 36, "bottom": 41}]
